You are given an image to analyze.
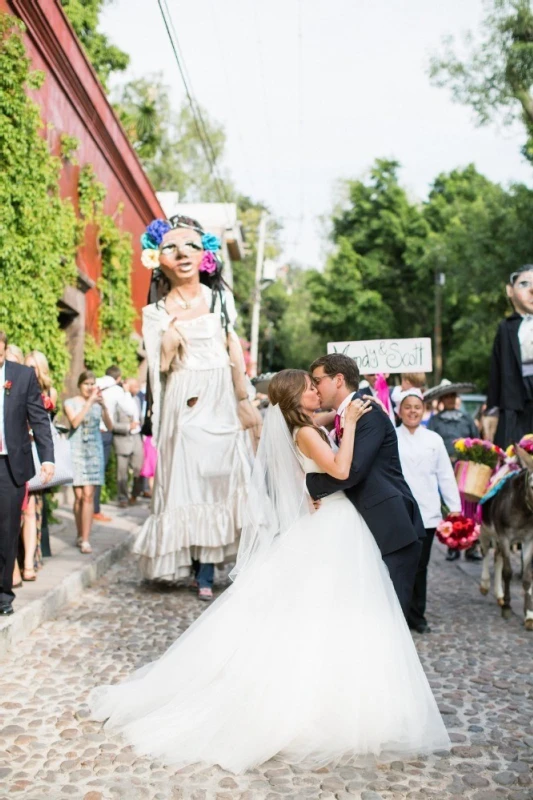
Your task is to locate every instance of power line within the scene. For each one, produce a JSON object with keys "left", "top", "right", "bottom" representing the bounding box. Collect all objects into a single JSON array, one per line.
[
  {"left": 157, "top": 0, "right": 233, "bottom": 216},
  {"left": 296, "top": 0, "right": 304, "bottom": 246},
  {"left": 252, "top": 2, "right": 282, "bottom": 210},
  {"left": 206, "top": 0, "right": 258, "bottom": 200}
]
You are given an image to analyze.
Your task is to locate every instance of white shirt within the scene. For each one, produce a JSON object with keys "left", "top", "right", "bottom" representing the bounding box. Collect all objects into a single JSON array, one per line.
[
  {"left": 96, "top": 379, "right": 136, "bottom": 432},
  {"left": 519, "top": 315, "right": 533, "bottom": 375},
  {"left": 0, "top": 362, "right": 7, "bottom": 455},
  {"left": 396, "top": 424, "right": 461, "bottom": 528}
]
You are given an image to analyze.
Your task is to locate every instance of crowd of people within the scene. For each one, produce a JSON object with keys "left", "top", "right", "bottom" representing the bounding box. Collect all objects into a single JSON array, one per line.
[
  {"left": 0, "top": 341, "right": 158, "bottom": 604},
  {"left": 4, "top": 208, "right": 532, "bottom": 774}
]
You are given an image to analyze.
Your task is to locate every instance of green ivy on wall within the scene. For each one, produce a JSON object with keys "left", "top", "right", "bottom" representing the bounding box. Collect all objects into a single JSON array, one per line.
[
  {"left": 0, "top": 15, "right": 78, "bottom": 385},
  {"left": 78, "top": 164, "right": 139, "bottom": 377}
]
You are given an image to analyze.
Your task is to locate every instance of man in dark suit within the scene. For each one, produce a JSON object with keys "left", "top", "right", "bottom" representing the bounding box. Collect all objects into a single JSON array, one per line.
[
  {"left": 0, "top": 331, "right": 54, "bottom": 615},
  {"left": 306, "top": 353, "right": 424, "bottom": 618},
  {"left": 487, "top": 265, "right": 533, "bottom": 449}
]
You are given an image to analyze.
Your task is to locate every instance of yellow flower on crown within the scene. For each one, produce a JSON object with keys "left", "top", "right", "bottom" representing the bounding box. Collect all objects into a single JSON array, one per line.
[{"left": 506, "top": 444, "right": 515, "bottom": 458}]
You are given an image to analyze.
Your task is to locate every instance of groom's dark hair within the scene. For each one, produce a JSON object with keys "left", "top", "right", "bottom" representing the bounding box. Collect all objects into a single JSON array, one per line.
[{"left": 309, "top": 354, "right": 360, "bottom": 391}]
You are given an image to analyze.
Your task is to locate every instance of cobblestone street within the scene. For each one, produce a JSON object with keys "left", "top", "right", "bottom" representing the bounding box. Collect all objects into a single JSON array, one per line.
[{"left": 1, "top": 546, "right": 532, "bottom": 800}]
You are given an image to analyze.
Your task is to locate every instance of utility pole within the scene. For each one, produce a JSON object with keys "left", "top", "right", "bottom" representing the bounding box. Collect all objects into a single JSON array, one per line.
[
  {"left": 249, "top": 211, "right": 268, "bottom": 378},
  {"left": 434, "top": 269, "right": 445, "bottom": 384}
]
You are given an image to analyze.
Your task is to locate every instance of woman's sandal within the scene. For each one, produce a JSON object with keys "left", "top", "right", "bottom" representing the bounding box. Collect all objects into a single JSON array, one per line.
[
  {"left": 76, "top": 537, "right": 83, "bottom": 548},
  {"left": 22, "top": 568, "right": 37, "bottom": 582},
  {"left": 80, "top": 541, "right": 92, "bottom": 554}
]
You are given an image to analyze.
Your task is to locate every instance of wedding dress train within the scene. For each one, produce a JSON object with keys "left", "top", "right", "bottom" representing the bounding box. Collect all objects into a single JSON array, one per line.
[{"left": 89, "top": 443, "right": 449, "bottom": 773}]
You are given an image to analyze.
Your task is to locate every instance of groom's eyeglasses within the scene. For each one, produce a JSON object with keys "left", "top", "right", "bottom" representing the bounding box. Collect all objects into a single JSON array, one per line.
[{"left": 312, "top": 375, "right": 333, "bottom": 386}]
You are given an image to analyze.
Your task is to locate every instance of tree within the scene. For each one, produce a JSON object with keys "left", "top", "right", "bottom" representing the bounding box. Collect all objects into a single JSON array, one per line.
[
  {"left": 314, "top": 158, "right": 533, "bottom": 390},
  {"left": 114, "top": 75, "right": 233, "bottom": 200},
  {"left": 61, "top": 0, "right": 129, "bottom": 89},
  {"left": 422, "top": 165, "right": 533, "bottom": 387},
  {"left": 309, "top": 159, "right": 432, "bottom": 345},
  {"left": 429, "top": 0, "right": 533, "bottom": 162}
]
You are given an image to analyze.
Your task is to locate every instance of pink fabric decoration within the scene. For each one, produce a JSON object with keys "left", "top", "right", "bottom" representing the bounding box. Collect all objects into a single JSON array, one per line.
[{"left": 374, "top": 373, "right": 391, "bottom": 413}]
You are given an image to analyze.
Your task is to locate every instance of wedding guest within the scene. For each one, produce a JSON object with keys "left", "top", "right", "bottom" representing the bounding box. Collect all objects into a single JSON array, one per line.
[
  {"left": 5, "top": 345, "right": 25, "bottom": 589},
  {"left": 93, "top": 366, "right": 135, "bottom": 521},
  {"left": 426, "top": 380, "right": 477, "bottom": 457},
  {"left": 487, "top": 265, "right": 533, "bottom": 449},
  {"left": 360, "top": 373, "right": 395, "bottom": 424},
  {"left": 396, "top": 389, "right": 461, "bottom": 633},
  {"left": 139, "top": 434, "right": 157, "bottom": 498},
  {"left": 390, "top": 372, "right": 427, "bottom": 412},
  {"left": 6, "top": 344, "right": 24, "bottom": 364},
  {"left": 0, "top": 331, "right": 54, "bottom": 616},
  {"left": 133, "top": 215, "right": 253, "bottom": 600},
  {"left": 113, "top": 377, "right": 144, "bottom": 508},
  {"left": 64, "top": 371, "right": 112, "bottom": 554},
  {"left": 20, "top": 351, "right": 57, "bottom": 581}
]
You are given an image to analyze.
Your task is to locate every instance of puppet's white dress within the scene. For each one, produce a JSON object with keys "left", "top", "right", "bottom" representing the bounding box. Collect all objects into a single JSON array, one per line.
[{"left": 133, "top": 286, "right": 251, "bottom": 580}]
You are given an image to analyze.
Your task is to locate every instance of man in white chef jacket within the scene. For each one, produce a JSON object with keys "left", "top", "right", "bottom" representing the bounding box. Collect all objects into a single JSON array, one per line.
[{"left": 396, "top": 389, "right": 461, "bottom": 634}]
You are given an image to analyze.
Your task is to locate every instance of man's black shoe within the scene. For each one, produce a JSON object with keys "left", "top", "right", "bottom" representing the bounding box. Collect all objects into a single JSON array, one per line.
[
  {"left": 465, "top": 550, "right": 483, "bottom": 562},
  {"left": 0, "top": 603, "right": 14, "bottom": 616},
  {"left": 414, "top": 623, "right": 431, "bottom": 634},
  {"left": 446, "top": 549, "right": 460, "bottom": 561}
]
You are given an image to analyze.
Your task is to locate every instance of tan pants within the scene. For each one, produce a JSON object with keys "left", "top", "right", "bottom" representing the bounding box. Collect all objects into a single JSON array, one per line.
[{"left": 116, "top": 434, "right": 144, "bottom": 503}]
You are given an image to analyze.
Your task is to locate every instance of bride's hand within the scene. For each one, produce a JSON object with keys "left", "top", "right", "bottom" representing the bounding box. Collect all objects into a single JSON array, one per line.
[
  {"left": 344, "top": 398, "right": 372, "bottom": 425},
  {"left": 362, "top": 394, "right": 388, "bottom": 415}
]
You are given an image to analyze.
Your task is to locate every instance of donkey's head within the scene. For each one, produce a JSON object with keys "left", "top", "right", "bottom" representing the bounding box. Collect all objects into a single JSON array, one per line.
[{"left": 515, "top": 445, "right": 533, "bottom": 511}]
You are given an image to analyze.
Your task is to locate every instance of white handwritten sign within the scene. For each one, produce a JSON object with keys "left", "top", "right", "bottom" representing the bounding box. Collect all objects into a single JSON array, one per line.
[{"left": 327, "top": 338, "right": 433, "bottom": 374}]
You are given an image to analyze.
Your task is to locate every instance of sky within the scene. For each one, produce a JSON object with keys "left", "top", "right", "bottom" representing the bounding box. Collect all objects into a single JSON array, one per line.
[{"left": 100, "top": 0, "right": 531, "bottom": 269}]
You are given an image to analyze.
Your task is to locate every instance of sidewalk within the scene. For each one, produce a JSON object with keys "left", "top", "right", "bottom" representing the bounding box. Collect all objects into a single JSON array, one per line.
[{"left": 0, "top": 499, "right": 149, "bottom": 651}]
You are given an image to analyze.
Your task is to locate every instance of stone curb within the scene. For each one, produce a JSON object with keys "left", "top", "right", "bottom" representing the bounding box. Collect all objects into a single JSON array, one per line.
[{"left": 0, "top": 515, "right": 139, "bottom": 653}]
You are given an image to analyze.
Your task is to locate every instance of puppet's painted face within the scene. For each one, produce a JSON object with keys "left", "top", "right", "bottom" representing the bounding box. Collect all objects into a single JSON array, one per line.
[{"left": 507, "top": 270, "right": 533, "bottom": 316}]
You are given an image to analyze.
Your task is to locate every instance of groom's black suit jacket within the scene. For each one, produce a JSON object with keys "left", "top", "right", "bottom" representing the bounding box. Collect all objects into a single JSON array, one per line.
[
  {"left": 306, "top": 393, "right": 425, "bottom": 557},
  {"left": 3, "top": 361, "right": 54, "bottom": 486}
]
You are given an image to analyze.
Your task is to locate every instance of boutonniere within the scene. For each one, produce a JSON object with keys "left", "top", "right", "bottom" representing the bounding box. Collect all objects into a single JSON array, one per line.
[{"left": 4, "top": 380, "right": 12, "bottom": 395}]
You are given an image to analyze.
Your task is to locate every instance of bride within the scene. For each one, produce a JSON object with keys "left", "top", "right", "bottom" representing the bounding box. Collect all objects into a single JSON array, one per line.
[{"left": 89, "top": 369, "right": 450, "bottom": 773}]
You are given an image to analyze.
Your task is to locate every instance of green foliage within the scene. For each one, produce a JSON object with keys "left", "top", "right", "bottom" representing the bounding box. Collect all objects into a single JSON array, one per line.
[
  {"left": 309, "top": 160, "right": 431, "bottom": 346},
  {"left": 316, "top": 158, "right": 533, "bottom": 391},
  {"left": 114, "top": 74, "right": 234, "bottom": 200},
  {"left": 59, "top": 133, "right": 79, "bottom": 164},
  {"left": 78, "top": 166, "right": 138, "bottom": 376},
  {"left": 0, "top": 15, "right": 78, "bottom": 385},
  {"left": 430, "top": 0, "right": 533, "bottom": 163},
  {"left": 101, "top": 447, "right": 117, "bottom": 502},
  {"left": 270, "top": 268, "right": 324, "bottom": 370},
  {"left": 61, "top": 0, "right": 129, "bottom": 89}
]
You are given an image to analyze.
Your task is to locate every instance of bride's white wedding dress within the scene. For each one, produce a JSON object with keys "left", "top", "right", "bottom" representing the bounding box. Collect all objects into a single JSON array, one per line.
[{"left": 89, "top": 421, "right": 449, "bottom": 773}]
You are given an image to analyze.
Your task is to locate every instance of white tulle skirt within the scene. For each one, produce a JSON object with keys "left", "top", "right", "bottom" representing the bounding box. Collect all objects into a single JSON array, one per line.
[{"left": 89, "top": 493, "right": 450, "bottom": 774}]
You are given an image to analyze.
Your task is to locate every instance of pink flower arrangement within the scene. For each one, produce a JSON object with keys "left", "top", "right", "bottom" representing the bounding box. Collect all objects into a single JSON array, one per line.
[
  {"left": 436, "top": 512, "right": 480, "bottom": 551},
  {"left": 454, "top": 437, "right": 506, "bottom": 469}
]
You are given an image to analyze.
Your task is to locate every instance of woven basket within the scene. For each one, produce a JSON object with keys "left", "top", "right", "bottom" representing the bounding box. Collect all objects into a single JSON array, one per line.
[{"left": 455, "top": 460, "right": 493, "bottom": 502}]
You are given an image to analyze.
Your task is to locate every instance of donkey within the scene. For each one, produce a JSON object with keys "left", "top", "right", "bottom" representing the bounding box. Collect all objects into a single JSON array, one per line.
[{"left": 479, "top": 446, "right": 533, "bottom": 630}]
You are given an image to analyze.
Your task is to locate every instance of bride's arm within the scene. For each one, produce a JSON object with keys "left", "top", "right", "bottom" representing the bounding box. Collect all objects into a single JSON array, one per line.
[{"left": 296, "top": 400, "right": 371, "bottom": 479}]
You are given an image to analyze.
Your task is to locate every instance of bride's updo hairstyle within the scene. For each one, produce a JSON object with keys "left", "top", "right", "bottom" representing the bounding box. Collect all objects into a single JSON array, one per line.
[{"left": 268, "top": 369, "right": 330, "bottom": 443}]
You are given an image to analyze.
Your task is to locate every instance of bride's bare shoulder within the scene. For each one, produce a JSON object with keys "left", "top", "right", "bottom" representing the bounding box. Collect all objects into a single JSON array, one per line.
[{"left": 296, "top": 425, "right": 325, "bottom": 456}]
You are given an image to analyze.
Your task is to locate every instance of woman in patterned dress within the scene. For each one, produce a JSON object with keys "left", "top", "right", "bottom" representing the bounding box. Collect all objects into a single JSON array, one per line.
[{"left": 64, "top": 371, "right": 113, "bottom": 554}]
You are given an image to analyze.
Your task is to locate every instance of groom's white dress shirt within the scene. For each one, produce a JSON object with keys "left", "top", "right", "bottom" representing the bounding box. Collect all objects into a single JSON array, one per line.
[{"left": 396, "top": 423, "right": 460, "bottom": 528}]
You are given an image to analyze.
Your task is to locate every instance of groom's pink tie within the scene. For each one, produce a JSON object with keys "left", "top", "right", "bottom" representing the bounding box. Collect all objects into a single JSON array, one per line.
[{"left": 334, "top": 414, "right": 343, "bottom": 444}]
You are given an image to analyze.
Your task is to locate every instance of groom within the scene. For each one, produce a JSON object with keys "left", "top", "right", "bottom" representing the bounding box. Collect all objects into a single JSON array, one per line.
[{"left": 307, "top": 353, "right": 424, "bottom": 617}]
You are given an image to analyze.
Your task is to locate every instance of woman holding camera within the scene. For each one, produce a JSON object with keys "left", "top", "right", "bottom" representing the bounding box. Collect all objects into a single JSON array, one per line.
[{"left": 64, "top": 371, "right": 113, "bottom": 554}]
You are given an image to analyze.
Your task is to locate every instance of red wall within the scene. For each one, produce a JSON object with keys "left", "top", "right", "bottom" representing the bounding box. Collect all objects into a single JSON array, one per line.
[{"left": 2, "top": 0, "right": 164, "bottom": 336}]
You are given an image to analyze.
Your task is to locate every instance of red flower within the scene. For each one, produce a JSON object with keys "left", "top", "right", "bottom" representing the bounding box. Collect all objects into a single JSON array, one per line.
[
  {"left": 3, "top": 380, "right": 12, "bottom": 395},
  {"left": 437, "top": 512, "right": 479, "bottom": 551},
  {"left": 42, "top": 394, "right": 55, "bottom": 412}
]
